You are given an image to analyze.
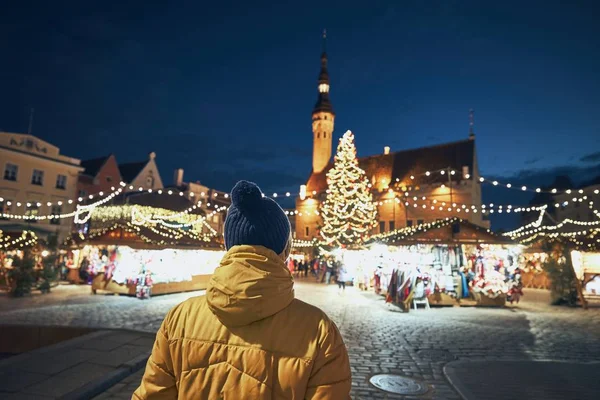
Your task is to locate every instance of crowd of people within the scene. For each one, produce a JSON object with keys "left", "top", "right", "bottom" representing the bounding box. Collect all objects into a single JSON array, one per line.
[{"left": 287, "top": 256, "right": 349, "bottom": 292}]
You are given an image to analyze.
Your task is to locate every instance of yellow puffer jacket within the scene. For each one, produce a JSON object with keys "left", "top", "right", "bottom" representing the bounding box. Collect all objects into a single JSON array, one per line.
[{"left": 133, "top": 245, "right": 351, "bottom": 399}]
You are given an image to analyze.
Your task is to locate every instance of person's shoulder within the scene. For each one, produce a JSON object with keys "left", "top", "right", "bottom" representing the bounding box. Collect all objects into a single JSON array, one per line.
[
  {"left": 285, "top": 298, "right": 336, "bottom": 327},
  {"left": 162, "top": 295, "right": 209, "bottom": 331}
]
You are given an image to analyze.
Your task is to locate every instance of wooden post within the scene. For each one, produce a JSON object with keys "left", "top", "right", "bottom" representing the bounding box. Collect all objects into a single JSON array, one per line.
[{"left": 566, "top": 248, "right": 588, "bottom": 310}]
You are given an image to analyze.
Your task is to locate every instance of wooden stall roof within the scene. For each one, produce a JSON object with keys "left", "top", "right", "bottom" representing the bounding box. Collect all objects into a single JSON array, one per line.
[
  {"left": 66, "top": 224, "right": 224, "bottom": 251},
  {"left": 368, "top": 218, "right": 515, "bottom": 246}
]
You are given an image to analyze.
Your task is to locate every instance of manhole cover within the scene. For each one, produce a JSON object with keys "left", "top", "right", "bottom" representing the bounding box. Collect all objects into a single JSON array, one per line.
[
  {"left": 369, "top": 374, "right": 429, "bottom": 395},
  {"left": 417, "top": 349, "right": 456, "bottom": 362}
]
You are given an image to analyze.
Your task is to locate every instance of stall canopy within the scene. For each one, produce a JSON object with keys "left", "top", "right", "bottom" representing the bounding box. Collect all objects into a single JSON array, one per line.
[{"left": 368, "top": 217, "right": 514, "bottom": 246}]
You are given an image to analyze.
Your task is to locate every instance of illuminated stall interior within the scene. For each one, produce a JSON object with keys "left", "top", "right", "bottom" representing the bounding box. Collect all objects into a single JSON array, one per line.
[
  {"left": 361, "top": 218, "right": 522, "bottom": 308},
  {"left": 65, "top": 191, "right": 225, "bottom": 297}
]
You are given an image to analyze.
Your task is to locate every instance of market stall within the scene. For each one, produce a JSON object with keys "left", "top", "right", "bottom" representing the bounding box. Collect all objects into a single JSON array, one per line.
[
  {"left": 69, "top": 225, "right": 224, "bottom": 297},
  {"left": 0, "top": 230, "right": 40, "bottom": 291},
  {"left": 65, "top": 192, "right": 225, "bottom": 298},
  {"left": 507, "top": 218, "right": 600, "bottom": 308},
  {"left": 366, "top": 218, "right": 524, "bottom": 308},
  {"left": 571, "top": 250, "right": 600, "bottom": 301}
]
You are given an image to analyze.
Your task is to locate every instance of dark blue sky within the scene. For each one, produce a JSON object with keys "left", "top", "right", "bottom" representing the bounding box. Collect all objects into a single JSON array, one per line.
[{"left": 1, "top": 1, "right": 599, "bottom": 228}]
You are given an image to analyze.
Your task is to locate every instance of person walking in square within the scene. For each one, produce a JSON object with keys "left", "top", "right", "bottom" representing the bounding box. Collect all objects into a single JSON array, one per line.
[
  {"left": 134, "top": 180, "right": 351, "bottom": 399},
  {"left": 337, "top": 262, "right": 349, "bottom": 294}
]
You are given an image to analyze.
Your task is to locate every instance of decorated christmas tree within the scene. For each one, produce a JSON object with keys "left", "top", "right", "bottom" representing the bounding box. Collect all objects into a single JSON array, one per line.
[{"left": 320, "top": 130, "right": 378, "bottom": 246}]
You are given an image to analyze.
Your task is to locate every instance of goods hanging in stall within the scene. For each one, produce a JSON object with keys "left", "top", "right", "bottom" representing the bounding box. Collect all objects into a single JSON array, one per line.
[
  {"left": 365, "top": 218, "right": 523, "bottom": 308},
  {"left": 65, "top": 191, "right": 225, "bottom": 298},
  {"left": 570, "top": 250, "right": 600, "bottom": 303}
]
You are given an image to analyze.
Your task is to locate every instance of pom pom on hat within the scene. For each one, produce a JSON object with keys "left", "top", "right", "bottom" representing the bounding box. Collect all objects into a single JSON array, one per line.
[
  {"left": 224, "top": 180, "right": 291, "bottom": 255},
  {"left": 231, "top": 180, "right": 263, "bottom": 210}
]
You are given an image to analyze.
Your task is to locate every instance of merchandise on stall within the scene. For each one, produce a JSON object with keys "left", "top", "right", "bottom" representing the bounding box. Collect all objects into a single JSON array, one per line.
[
  {"left": 73, "top": 244, "right": 225, "bottom": 296},
  {"left": 571, "top": 250, "right": 600, "bottom": 299},
  {"left": 347, "top": 240, "right": 524, "bottom": 308},
  {"left": 464, "top": 244, "right": 522, "bottom": 302}
]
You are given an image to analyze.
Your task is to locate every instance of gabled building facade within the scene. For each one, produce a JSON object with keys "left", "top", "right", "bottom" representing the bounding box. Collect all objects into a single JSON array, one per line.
[
  {"left": 77, "top": 154, "right": 122, "bottom": 198},
  {"left": 119, "top": 152, "right": 163, "bottom": 192},
  {"left": 0, "top": 131, "right": 83, "bottom": 240},
  {"left": 553, "top": 177, "right": 600, "bottom": 224}
]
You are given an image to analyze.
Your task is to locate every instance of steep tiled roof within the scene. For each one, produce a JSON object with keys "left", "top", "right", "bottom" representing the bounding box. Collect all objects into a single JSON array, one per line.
[
  {"left": 81, "top": 155, "right": 110, "bottom": 177},
  {"left": 307, "top": 139, "right": 476, "bottom": 193},
  {"left": 119, "top": 161, "right": 147, "bottom": 183}
]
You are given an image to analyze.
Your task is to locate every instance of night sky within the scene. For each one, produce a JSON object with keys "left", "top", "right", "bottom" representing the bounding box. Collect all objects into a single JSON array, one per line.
[{"left": 1, "top": 1, "right": 599, "bottom": 229}]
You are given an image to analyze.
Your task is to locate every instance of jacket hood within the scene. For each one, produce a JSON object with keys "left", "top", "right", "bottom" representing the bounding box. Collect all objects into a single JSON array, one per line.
[{"left": 206, "top": 245, "right": 295, "bottom": 327}]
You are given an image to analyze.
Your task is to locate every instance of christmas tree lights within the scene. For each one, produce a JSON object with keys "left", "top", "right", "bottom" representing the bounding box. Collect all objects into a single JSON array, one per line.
[{"left": 320, "top": 131, "right": 377, "bottom": 246}]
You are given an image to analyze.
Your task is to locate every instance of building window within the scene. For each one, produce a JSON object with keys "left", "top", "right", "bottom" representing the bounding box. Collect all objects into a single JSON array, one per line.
[
  {"left": 305, "top": 226, "right": 310, "bottom": 236},
  {"left": 79, "top": 190, "right": 87, "bottom": 198},
  {"left": 106, "top": 176, "right": 113, "bottom": 182},
  {"left": 146, "top": 176, "right": 155, "bottom": 187},
  {"left": 417, "top": 219, "right": 424, "bottom": 225},
  {"left": 56, "top": 174, "right": 67, "bottom": 189},
  {"left": 26, "top": 203, "right": 39, "bottom": 223},
  {"left": 50, "top": 205, "right": 62, "bottom": 225},
  {"left": 379, "top": 221, "right": 385, "bottom": 233},
  {"left": 4, "top": 163, "right": 18, "bottom": 181},
  {"left": 31, "top": 169, "right": 44, "bottom": 186},
  {"left": 407, "top": 220, "right": 413, "bottom": 227},
  {"left": 389, "top": 221, "right": 395, "bottom": 231}
]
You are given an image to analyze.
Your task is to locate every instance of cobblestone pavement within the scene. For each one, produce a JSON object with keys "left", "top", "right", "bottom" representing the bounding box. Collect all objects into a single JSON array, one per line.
[
  {"left": 94, "top": 369, "right": 145, "bottom": 400},
  {"left": 2, "top": 281, "right": 600, "bottom": 399}
]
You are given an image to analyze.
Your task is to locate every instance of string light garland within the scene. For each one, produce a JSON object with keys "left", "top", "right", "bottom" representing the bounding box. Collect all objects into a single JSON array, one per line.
[
  {"left": 292, "top": 238, "right": 319, "bottom": 249},
  {"left": 478, "top": 177, "right": 599, "bottom": 194},
  {"left": 3, "top": 168, "right": 597, "bottom": 219},
  {"left": 319, "top": 131, "right": 378, "bottom": 246},
  {"left": 366, "top": 216, "right": 496, "bottom": 244},
  {"left": 0, "top": 182, "right": 233, "bottom": 222},
  {"left": 0, "top": 183, "right": 127, "bottom": 221},
  {"left": 506, "top": 216, "right": 600, "bottom": 240},
  {"left": 88, "top": 205, "right": 221, "bottom": 239},
  {"left": 0, "top": 230, "right": 38, "bottom": 250}
]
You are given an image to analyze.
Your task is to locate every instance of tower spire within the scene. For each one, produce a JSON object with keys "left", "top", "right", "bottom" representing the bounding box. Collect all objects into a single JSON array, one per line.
[
  {"left": 313, "top": 29, "right": 333, "bottom": 115},
  {"left": 311, "top": 31, "right": 335, "bottom": 173},
  {"left": 469, "top": 108, "right": 475, "bottom": 139}
]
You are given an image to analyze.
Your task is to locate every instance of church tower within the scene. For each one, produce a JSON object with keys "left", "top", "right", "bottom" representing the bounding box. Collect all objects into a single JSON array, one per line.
[{"left": 312, "top": 30, "right": 335, "bottom": 173}]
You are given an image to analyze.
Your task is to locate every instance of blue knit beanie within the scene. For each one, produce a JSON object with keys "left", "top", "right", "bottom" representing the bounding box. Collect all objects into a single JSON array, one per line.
[{"left": 224, "top": 180, "right": 291, "bottom": 255}]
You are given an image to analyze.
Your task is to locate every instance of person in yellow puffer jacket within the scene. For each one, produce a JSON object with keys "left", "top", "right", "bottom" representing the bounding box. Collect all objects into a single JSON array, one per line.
[{"left": 133, "top": 180, "right": 351, "bottom": 399}]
